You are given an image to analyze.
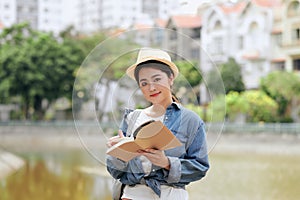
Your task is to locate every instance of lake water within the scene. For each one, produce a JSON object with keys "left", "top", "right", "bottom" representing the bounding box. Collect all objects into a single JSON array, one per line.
[
  {"left": 1, "top": 130, "right": 300, "bottom": 200},
  {"left": 0, "top": 149, "right": 113, "bottom": 200}
]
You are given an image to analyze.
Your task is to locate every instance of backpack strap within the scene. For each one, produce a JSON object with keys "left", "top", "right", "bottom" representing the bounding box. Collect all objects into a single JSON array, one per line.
[{"left": 126, "top": 110, "right": 142, "bottom": 137}]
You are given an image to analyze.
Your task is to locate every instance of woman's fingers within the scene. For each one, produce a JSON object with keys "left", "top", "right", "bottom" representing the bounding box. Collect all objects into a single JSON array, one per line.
[{"left": 106, "top": 130, "right": 124, "bottom": 147}]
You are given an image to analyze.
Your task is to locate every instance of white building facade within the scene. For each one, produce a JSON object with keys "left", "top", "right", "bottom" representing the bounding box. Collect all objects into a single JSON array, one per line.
[
  {"left": 200, "top": 0, "right": 283, "bottom": 103},
  {"left": 0, "top": 0, "right": 202, "bottom": 34},
  {"left": 0, "top": 0, "right": 79, "bottom": 34},
  {"left": 0, "top": 0, "right": 17, "bottom": 28},
  {"left": 38, "top": 0, "right": 79, "bottom": 34}
]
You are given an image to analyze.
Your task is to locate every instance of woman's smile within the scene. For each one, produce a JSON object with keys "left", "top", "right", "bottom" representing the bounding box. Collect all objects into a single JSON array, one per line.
[{"left": 150, "top": 91, "right": 161, "bottom": 97}]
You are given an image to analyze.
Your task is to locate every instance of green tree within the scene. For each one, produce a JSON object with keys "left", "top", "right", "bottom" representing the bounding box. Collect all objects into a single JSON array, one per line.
[
  {"left": 173, "top": 60, "right": 202, "bottom": 104},
  {"left": 0, "top": 23, "right": 84, "bottom": 120},
  {"left": 174, "top": 60, "right": 202, "bottom": 87},
  {"left": 226, "top": 91, "right": 249, "bottom": 122},
  {"left": 220, "top": 57, "right": 245, "bottom": 94},
  {"left": 242, "top": 90, "right": 278, "bottom": 122},
  {"left": 260, "top": 71, "right": 300, "bottom": 122}
]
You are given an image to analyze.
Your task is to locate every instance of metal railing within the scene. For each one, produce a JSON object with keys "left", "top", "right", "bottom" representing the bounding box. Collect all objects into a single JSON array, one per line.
[
  {"left": 1, "top": 121, "right": 299, "bottom": 135},
  {"left": 208, "top": 122, "right": 300, "bottom": 134}
]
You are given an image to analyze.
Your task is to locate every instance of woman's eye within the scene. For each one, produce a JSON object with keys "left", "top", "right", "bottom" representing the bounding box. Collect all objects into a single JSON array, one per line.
[
  {"left": 154, "top": 78, "right": 161, "bottom": 82},
  {"left": 140, "top": 82, "right": 147, "bottom": 87}
]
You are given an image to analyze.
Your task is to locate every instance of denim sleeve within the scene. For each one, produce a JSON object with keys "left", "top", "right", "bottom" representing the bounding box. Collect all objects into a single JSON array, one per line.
[
  {"left": 106, "top": 155, "right": 145, "bottom": 185},
  {"left": 106, "top": 109, "right": 146, "bottom": 184},
  {"left": 106, "top": 155, "right": 128, "bottom": 179},
  {"left": 164, "top": 156, "right": 181, "bottom": 183},
  {"left": 164, "top": 122, "right": 209, "bottom": 183}
]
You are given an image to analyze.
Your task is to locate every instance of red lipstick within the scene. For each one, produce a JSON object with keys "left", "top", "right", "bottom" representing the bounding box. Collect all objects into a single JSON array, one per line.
[{"left": 150, "top": 92, "right": 161, "bottom": 97}]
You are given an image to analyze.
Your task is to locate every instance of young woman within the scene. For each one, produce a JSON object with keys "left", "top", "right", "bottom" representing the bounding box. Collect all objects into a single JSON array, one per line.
[{"left": 106, "top": 48, "right": 209, "bottom": 200}]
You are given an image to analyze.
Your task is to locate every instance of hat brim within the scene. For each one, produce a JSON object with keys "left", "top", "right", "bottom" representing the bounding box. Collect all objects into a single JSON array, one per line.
[{"left": 126, "top": 57, "right": 179, "bottom": 80}]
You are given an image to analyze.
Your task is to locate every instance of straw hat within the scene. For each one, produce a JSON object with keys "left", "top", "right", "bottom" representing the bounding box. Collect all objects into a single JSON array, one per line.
[{"left": 126, "top": 48, "right": 179, "bottom": 80}]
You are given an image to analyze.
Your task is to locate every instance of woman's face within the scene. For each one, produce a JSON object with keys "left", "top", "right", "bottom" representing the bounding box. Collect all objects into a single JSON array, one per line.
[{"left": 138, "top": 67, "right": 174, "bottom": 107}]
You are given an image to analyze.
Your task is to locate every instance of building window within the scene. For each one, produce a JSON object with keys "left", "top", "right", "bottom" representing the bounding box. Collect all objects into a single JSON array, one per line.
[
  {"left": 273, "top": 32, "right": 282, "bottom": 46},
  {"left": 191, "top": 48, "right": 200, "bottom": 59},
  {"left": 287, "top": 1, "right": 300, "bottom": 17},
  {"left": 292, "top": 28, "right": 300, "bottom": 41},
  {"left": 273, "top": 62, "right": 285, "bottom": 70},
  {"left": 248, "top": 22, "right": 259, "bottom": 49},
  {"left": 170, "top": 28, "right": 177, "bottom": 40},
  {"left": 191, "top": 27, "right": 200, "bottom": 39},
  {"left": 213, "top": 20, "right": 222, "bottom": 31},
  {"left": 237, "top": 36, "right": 243, "bottom": 49},
  {"left": 209, "top": 36, "right": 223, "bottom": 55},
  {"left": 293, "top": 59, "right": 300, "bottom": 71}
]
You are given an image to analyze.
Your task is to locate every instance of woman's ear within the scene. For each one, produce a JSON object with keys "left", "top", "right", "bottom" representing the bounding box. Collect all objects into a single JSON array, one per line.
[{"left": 169, "top": 74, "right": 174, "bottom": 87}]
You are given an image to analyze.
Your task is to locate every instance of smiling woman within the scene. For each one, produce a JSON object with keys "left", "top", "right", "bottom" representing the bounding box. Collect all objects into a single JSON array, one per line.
[
  {"left": 136, "top": 64, "right": 174, "bottom": 109},
  {"left": 106, "top": 48, "right": 209, "bottom": 200}
]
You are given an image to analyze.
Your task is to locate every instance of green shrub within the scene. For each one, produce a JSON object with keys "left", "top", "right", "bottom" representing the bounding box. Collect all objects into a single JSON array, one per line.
[{"left": 242, "top": 90, "right": 278, "bottom": 122}]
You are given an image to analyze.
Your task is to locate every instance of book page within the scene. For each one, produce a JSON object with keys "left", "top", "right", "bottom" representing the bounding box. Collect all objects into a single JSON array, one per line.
[
  {"left": 106, "top": 121, "right": 182, "bottom": 162},
  {"left": 135, "top": 125, "right": 181, "bottom": 150},
  {"left": 106, "top": 138, "right": 141, "bottom": 162}
]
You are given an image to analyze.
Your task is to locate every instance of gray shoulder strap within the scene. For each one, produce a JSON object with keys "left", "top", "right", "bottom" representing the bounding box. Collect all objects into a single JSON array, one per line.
[{"left": 127, "top": 110, "right": 142, "bottom": 136}]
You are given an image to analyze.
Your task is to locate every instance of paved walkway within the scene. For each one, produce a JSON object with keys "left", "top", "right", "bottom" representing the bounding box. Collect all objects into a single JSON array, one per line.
[{"left": 0, "top": 150, "right": 25, "bottom": 180}]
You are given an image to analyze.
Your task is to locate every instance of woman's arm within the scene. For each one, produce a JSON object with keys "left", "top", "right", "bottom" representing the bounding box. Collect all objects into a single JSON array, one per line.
[{"left": 164, "top": 122, "right": 209, "bottom": 184}]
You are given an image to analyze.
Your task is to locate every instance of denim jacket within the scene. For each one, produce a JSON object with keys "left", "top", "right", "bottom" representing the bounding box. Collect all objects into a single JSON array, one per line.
[{"left": 106, "top": 102, "right": 209, "bottom": 197}]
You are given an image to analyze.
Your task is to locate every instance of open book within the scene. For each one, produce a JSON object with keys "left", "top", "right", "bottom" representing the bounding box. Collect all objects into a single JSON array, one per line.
[{"left": 106, "top": 120, "right": 182, "bottom": 162}]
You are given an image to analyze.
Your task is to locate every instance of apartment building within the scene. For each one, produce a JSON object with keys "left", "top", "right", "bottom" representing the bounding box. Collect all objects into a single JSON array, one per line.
[
  {"left": 0, "top": 0, "right": 79, "bottom": 34},
  {"left": 76, "top": 0, "right": 101, "bottom": 33},
  {"left": 38, "top": 0, "right": 79, "bottom": 34},
  {"left": 164, "top": 15, "right": 202, "bottom": 61},
  {"left": 280, "top": 0, "right": 300, "bottom": 71},
  {"left": 0, "top": 0, "right": 16, "bottom": 28},
  {"left": 16, "top": 0, "right": 39, "bottom": 29},
  {"left": 198, "top": 0, "right": 300, "bottom": 103},
  {"left": 0, "top": 0, "right": 201, "bottom": 34}
]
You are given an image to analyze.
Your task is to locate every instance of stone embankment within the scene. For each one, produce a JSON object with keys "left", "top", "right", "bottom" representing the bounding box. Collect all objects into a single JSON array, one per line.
[{"left": 0, "top": 150, "right": 25, "bottom": 180}]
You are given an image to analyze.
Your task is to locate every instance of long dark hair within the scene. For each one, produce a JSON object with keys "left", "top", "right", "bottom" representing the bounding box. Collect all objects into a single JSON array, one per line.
[{"left": 134, "top": 60, "right": 180, "bottom": 103}]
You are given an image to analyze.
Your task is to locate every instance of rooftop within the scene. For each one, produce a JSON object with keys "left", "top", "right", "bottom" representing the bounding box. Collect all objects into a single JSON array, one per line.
[{"left": 169, "top": 15, "right": 202, "bottom": 28}]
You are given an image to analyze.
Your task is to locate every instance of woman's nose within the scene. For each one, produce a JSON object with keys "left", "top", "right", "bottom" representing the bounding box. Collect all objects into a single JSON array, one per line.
[{"left": 149, "top": 82, "right": 156, "bottom": 91}]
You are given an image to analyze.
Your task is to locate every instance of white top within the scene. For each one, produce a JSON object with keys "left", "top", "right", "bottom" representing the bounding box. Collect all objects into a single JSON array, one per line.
[
  {"left": 127, "top": 109, "right": 164, "bottom": 175},
  {"left": 123, "top": 110, "right": 188, "bottom": 199}
]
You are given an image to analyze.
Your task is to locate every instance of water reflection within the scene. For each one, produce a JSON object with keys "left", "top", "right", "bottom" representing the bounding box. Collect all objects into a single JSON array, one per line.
[{"left": 0, "top": 150, "right": 112, "bottom": 200}]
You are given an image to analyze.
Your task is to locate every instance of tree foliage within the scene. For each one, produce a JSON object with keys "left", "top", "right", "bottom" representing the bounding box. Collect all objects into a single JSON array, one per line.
[
  {"left": 225, "top": 91, "right": 249, "bottom": 122},
  {"left": 220, "top": 57, "right": 245, "bottom": 94},
  {"left": 174, "top": 60, "right": 202, "bottom": 88},
  {"left": 260, "top": 71, "right": 300, "bottom": 122},
  {"left": 0, "top": 23, "right": 85, "bottom": 120},
  {"left": 242, "top": 90, "right": 278, "bottom": 122},
  {"left": 205, "top": 90, "right": 278, "bottom": 123}
]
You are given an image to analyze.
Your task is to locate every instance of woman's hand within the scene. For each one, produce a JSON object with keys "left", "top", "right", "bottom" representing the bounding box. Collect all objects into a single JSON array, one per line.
[
  {"left": 138, "top": 149, "right": 170, "bottom": 170},
  {"left": 106, "top": 130, "right": 124, "bottom": 148}
]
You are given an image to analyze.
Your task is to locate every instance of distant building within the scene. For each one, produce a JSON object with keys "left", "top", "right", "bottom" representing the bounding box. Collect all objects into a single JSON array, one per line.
[
  {"left": 0, "top": 0, "right": 200, "bottom": 34},
  {"left": 0, "top": 20, "right": 4, "bottom": 32},
  {"left": 201, "top": 1, "right": 275, "bottom": 90},
  {"left": 38, "top": 0, "right": 78, "bottom": 34},
  {"left": 0, "top": 0, "right": 17, "bottom": 28},
  {"left": 279, "top": 0, "right": 300, "bottom": 71},
  {"left": 164, "top": 15, "right": 202, "bottom": 61},
  {"left": 151, "top": 18, "right": 167, "bottom": 46},
  {"left": 0, "top": 0, "right": 78, "bottom": 34},
  {"left": 16, "top": 0, "right": 38, "bottom": 29}
]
